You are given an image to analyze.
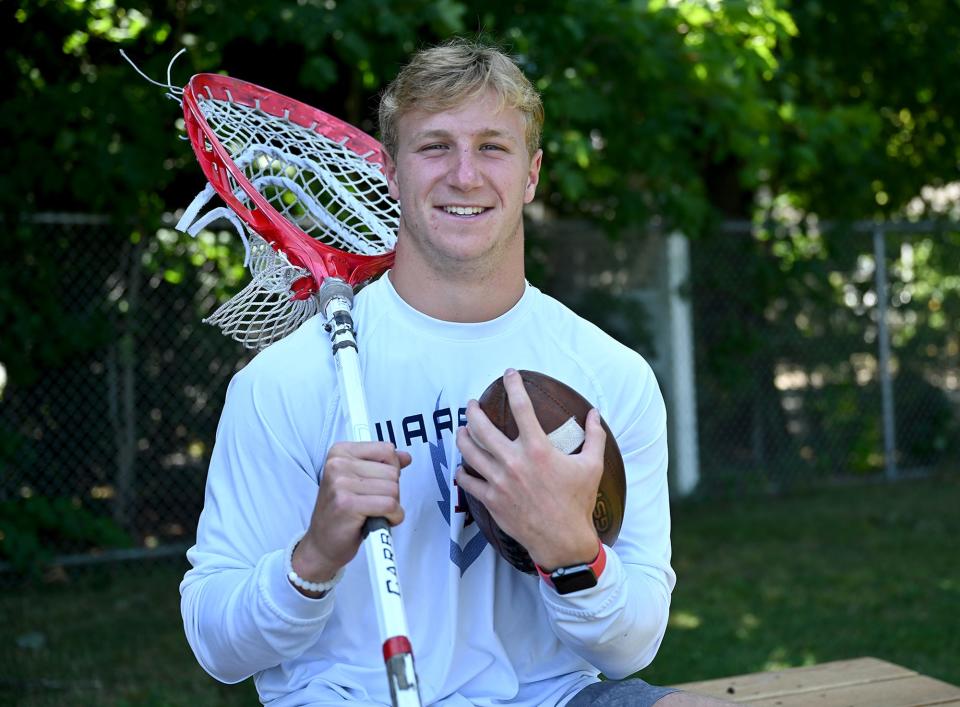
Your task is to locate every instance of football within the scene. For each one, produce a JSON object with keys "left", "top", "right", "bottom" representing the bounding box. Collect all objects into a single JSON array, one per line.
[{"left": 461, "top": 370, "right": 627, "bottom": 574}]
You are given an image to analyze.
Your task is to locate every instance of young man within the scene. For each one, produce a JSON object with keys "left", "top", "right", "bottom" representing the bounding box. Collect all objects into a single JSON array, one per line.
[{"left": 181, "top": 39, "right": 725, "bottom": 706}]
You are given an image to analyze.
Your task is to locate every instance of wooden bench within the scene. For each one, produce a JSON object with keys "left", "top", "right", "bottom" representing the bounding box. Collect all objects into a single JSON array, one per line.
[{"left": 675, "top": 656, "right": 960, "bottom": 706}]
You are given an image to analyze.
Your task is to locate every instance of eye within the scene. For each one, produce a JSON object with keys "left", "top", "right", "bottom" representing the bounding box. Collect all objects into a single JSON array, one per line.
[
  {"left": 481, "top": 143, "right": 508, "bottom": 152},
  {"left": 419, "top": 143, "right": 448, "bottom": 152}
]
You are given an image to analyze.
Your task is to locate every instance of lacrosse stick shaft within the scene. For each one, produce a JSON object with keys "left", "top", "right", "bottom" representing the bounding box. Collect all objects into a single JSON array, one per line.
[{"left": 319, "top": 281, "right": 422, "bottom": 707}]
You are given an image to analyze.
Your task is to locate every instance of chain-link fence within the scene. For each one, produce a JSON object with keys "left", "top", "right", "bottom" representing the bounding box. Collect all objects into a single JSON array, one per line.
[
  {"left": 691, "top": 219, "right": 960, "bottom": 495},
  {"left": 1, "top": 214, "right": 958, "bottom": 578},
  {"left": 0, "top": 214, "right": 250, "bottom": 577}
]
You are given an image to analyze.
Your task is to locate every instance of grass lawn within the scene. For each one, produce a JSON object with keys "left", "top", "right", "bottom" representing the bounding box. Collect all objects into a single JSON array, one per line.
[
  {"left": 643, "top": 474, "right": 960, "bottom": 689},
  {"left": 2, "top": 476, "right": 957, "bottom": 706}
]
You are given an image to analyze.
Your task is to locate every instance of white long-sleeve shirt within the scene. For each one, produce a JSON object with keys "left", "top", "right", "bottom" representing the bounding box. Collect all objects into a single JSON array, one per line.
[{"left": 180, "top": 273, "right": 675, "bottom": 706}]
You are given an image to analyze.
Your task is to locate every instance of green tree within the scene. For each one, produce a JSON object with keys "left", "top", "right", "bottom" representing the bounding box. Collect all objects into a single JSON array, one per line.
[{"left": 2, "top": 0, "right": 959, "bottom": 516}]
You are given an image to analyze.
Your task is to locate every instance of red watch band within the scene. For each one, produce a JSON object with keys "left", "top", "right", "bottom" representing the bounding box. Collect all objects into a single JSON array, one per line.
[{"left": 535, "top": 540, "right": 607, "bottom": 588}]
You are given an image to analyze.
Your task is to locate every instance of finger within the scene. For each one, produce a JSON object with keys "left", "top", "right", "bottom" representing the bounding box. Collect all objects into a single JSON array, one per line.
[
  {"left": 366, "top": 495, "right": 404, "bottom": 526},
  {"left": 397, "top": 450, "right": 413, "bottom": 468},
  {"left": 324, "top": 462, "right": 398, "bottom": 499},
  {"left": 579, "top": 408, "right": 607, "bottom": 461},
  {"left": 385, "top": 505, "right": 405, "bottom": 527},
  {"left": 463, "top": 399, "right": 509, "bottom": 453},
  {"left": 454, "top": 464, "right": 489, "bottom": 500},
  {"left": 502, "top": 369, "right": 546, "bottom": 440},
  {"left": 351, "top": 494, "right": 404, "bottom": 526},
  {"left": 331, "top": 440, "right": 408, "bottom": 465},
  {"left": 326, "top": 455, "right": 401, "bottom": 485},
  {"left": 347, "top": 476, "right": 400, "bottom": 498},
  {"left": 456, "top": 425, "right": 498, "bottom": 480}
]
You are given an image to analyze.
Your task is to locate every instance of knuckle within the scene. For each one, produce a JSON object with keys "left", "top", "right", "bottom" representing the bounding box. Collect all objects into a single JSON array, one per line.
[
  {"left": 325, "top": 455, "right": 348, "bottom": 476},
  {"left": 526, "top": 437, "right": 550, "bottom": 458},
  {"left": 480, "top": 486, "right": 499, "bottom": 510},
  {"left": 502, "top": 456, "right": 523, "bottom": 477},
  {"left": 521, "top": 441, "right": 551, "bottom": 468},
  {"left": 373, "top": 440, "right": 395, "bottom": 455},
  {"left": 328, "top": 491, "right": 352, "bottom": 516},
  {"left": 387, "top": 479, "right": 401, "bottom": 498},
  {"left": 466, "top": 402, "right": 489, "bottom": 425},
  {"left": 511, "top": 389, "right": 533, "bottom": 408},
  {"left": 328, "top": 471, "right": 351, "bottom": 491}
]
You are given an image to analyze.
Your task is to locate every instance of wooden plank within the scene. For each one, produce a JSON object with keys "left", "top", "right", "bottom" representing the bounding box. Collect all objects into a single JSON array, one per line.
[
  {"left": 737, "top": 675, "right": 960, "bottom": 706},
  {"left": 676, "top": 657, "right": 916, "bottom": 701}
]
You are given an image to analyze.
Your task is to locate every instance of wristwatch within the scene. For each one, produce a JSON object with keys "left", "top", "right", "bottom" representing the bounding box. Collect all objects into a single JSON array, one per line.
[{"left": 535, "top": 541, "right": 607, "bottom": 595}]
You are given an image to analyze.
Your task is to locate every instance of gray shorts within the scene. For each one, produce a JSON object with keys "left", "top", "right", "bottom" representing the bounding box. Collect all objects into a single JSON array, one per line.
[{"left": 567, "top": 678, "right": 679, "bottom": 707}]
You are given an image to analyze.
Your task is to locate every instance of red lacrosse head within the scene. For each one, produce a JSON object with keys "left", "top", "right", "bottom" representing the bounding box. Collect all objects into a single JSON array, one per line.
[{"left": 180, "top": 73, "right": 397, "bottom": 292}]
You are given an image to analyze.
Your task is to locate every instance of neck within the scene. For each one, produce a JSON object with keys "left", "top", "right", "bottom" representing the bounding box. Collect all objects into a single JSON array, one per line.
[{"left": 388, "top": 244, "right": 526, "bottom": 323}]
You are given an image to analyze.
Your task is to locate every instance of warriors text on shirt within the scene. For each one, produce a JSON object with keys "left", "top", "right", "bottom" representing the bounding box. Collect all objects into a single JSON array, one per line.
[{"left": 373, "top": 405, "right": 467, "bottom": 448}]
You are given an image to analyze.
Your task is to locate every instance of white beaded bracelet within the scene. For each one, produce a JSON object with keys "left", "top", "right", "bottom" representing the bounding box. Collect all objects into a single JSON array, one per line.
[{"left": 285, "top": 532, "right": 345, "bottom": 595}]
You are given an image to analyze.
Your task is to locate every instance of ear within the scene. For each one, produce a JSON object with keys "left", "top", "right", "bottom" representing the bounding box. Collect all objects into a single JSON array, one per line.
[
  {"left": 523, "top": 148, "right": 543, "bottom": 204},
  {"left": 383, "top": 148, "right": 400, "bottom": 201}
]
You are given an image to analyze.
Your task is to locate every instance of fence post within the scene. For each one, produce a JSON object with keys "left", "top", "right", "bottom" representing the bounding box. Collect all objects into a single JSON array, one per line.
[
  {"left": 666, "top": 231, "right": 700, "bottom": 496},
  {"left": 873, "top": 224, "right": 898, "bottom": 481}
]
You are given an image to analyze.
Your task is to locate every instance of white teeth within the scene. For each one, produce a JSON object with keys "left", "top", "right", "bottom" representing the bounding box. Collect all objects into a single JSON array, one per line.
[{"left": 443, "top": 206, "right": 485, "bottom": 216}]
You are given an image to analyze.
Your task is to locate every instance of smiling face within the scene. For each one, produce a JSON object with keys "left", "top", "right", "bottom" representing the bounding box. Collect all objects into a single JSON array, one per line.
[{"left": 384, "top": 89, "right": 543, "bottom": 282}]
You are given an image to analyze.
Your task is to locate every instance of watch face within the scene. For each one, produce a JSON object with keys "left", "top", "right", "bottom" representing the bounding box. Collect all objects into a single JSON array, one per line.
[{"left": 552, "top": 566, "right": 598, "bottom": 595}]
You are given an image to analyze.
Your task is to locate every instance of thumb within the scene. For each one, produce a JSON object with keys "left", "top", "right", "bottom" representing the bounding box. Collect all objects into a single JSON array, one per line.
[
  {"left": 579, "top": 408, "right": 607, "bottom": 460},
  {"left": 397, "top": 450, "right": 413, "bottom": 468}
]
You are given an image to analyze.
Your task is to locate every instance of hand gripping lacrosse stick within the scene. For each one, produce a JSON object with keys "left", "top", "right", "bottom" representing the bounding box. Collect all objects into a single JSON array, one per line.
[{"left": 175, "top": 73, "right": 421, "bottom": 706}]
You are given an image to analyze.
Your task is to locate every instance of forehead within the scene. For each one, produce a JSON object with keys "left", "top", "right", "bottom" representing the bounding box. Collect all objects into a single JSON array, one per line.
[{"left": 397, "top": 90, "right": 526, "bottom": 144}]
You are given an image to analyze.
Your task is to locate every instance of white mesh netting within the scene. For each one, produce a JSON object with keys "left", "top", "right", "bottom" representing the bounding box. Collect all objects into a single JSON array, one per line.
[
  {"left": 203, "top": 231, "right": 319, "bottom": 349},
  {"left": 199, "top": 94, "right": 399, "bottom": 254},
  {"left": 177, "top": 93, "right": 399, "bottom": 349}
]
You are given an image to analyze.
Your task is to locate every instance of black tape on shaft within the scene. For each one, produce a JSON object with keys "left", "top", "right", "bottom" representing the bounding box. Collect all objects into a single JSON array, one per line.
[{"left": 362, "top": 516, "right": 390, "bottom": 539}]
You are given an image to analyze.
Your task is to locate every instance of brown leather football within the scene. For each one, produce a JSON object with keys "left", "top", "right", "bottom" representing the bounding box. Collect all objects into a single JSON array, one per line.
[{"left": 461, "top": 370, "right": 626, "bottom": 574}]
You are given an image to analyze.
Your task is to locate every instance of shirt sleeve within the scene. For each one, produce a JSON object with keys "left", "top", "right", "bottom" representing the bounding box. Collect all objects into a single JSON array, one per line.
[
  {"left": 538, "top": 359, "right": 675, "bottom": 679},
  {"left": 179, "top": 357, "right": 340, "bottom": 684}
]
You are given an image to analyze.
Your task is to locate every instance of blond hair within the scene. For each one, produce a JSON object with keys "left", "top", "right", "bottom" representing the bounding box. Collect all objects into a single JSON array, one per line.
[{"left": 379, "top": 38, "right": 543, "bottom": 159}]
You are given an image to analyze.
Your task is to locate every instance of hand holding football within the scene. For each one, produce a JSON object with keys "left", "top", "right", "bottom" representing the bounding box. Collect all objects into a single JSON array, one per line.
[{"left": 460, "top": 370, "right": 626, "bottom": 574}]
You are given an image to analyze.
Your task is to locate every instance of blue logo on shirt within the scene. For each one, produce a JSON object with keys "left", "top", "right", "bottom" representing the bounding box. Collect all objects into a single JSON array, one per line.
[
  {"left": 429, "top": 431, "right": 488, "bottom": 576},
  {"left": 372, "top": 393, "right": 489, "bottom": 575}
]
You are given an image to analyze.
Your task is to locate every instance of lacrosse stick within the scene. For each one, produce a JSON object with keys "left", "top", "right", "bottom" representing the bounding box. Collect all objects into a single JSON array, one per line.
[{"left": 173, "top": 72, "right": 419, "bottom": 706}]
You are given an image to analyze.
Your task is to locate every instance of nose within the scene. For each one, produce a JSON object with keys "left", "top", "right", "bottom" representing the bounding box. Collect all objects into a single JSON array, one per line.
[{"left": 448, "top": 149, "right": 483, "bottom": 190}]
